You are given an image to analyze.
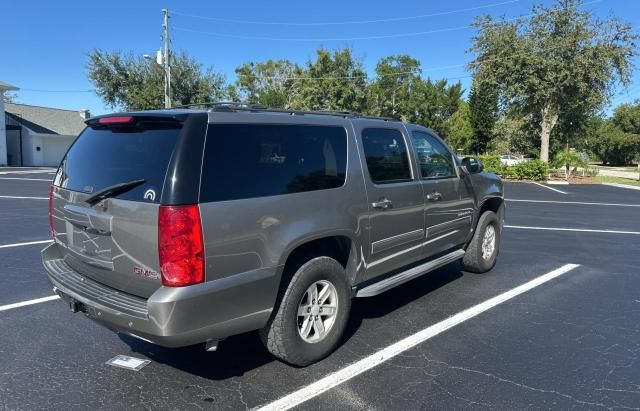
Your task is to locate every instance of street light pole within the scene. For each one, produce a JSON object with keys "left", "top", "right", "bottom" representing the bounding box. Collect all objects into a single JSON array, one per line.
[{"left": 162, "top": 8, "right": 171, "bottom": 108}]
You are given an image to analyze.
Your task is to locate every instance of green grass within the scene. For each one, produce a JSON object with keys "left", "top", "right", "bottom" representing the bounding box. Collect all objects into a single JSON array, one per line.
[{"left": 594, "top": 175, "right": 640, "bottom": 187}]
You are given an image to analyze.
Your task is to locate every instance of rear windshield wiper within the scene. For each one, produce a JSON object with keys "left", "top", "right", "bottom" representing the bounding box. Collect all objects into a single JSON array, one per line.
[{"left": 85, "top": 179, "right": 146, "bottom": 205}]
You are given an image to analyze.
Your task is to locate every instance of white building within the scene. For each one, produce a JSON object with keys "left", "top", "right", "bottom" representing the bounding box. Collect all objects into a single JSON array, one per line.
[
  {"left": 1, "top": 82, "right": 89, "bottom": 166},
  {"left": 0, "top": 81, "right": 20, "bottom": 166}
]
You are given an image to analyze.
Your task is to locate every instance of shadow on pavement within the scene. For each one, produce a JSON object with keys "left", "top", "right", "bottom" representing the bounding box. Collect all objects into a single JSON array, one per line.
[{"left": 119, "top": 261, "right": 464, "bottom": 380}]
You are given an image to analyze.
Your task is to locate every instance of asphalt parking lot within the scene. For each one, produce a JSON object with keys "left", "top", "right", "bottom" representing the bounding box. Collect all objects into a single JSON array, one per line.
[{"left": 1, "top": 170, "right": 639, "bottom": 410}]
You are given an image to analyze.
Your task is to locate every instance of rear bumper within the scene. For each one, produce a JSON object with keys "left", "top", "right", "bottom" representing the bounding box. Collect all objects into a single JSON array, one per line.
[{"left": 42, "top": 243, "right": 280, "bottom": 347}]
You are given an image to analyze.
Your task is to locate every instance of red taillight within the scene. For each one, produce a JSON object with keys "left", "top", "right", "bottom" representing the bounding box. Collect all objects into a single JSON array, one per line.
[
  {"left": 158, "top": 205, "right": 205, "bottom": 287},
  {"left": 49, "top": 186, "right": 56, "bottom": 241},
  {"left": 98, "top": 116, "right": 135, "bottom": 125}
]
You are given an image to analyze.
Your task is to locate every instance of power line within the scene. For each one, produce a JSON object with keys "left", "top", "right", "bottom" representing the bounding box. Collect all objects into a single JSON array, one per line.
[
  {"left": 173, "top": 0, "right": 603, "bottom": 41},
  {"left": 14, "top": 0, "right": 613, "bottom": 93},
  {"left": 174, "top": 6, "right": 556, "bottom": 42},
  {"left": 174, "top": 22, "right": 483, "bottom": 42},
  {"left": 172, "top": 0, "right": 520, "bottom": 26},
  {"left": 221, "top": 31, "right": 616, "bottom": 83}
]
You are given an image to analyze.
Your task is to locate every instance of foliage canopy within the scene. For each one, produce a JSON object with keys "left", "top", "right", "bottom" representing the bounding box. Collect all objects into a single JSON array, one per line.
[{"left": 468, "top": 0, "right": 637, "bottom": 161}]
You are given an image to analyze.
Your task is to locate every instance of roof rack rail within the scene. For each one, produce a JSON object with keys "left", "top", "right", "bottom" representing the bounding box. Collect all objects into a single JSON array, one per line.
[
  {"left": 169, "top": 101, "right": 397, "bottom": 121},
  {"left": 170, "top": 101, "right": 268, "bottom": 110}
]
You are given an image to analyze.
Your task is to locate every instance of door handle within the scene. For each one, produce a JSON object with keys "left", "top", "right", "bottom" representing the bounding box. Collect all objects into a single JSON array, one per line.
[
  {"left": 426, "top": 192, "right": 442, "bottom": 201},
  {"left": 372, "top": 198, "right": 393, "bottom": 209}
]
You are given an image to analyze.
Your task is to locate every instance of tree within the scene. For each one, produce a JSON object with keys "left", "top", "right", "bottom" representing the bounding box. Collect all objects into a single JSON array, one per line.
[
  {"left": 234, "top": 60, "right": 301, "bottom": 108},
  {"left": 489, "top": 112, "right": 534, "bottom": 155},
  {"left": 587, "top": 119, "right": 640, "bottom": 165},
  {"left": 468, "top": 81, "right": 498, "bottom": 153},
  {"left": 447, "top": 101, "right": 474, "bottom": 153},
  {"left": 291, "top": 48, "right": 368, "bottom": 112},
  {"left": 405, "top": 79, "right": 463, "bottom": 137},
  {"left": 87, "top": 49, "right": 227, "bottom": 110},
  {"left": 367, "top": 55, "right": 421, "bottom": 118},
  {"left": 611, "top": 101, "right": 640, "bottom": 134},
  {"left": 469, "top": 0, "right": 637, "bottom": 162}
]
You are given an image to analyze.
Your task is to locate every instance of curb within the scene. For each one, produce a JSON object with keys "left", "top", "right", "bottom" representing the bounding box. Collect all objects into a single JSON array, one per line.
[{"left": 602, "top": 183, "right": 640, "bottom": 191}]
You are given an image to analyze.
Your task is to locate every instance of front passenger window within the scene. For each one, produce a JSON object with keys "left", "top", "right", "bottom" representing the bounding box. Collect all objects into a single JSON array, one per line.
[{"left": 411, "top": 131, "right": 456, "bottom": 179}]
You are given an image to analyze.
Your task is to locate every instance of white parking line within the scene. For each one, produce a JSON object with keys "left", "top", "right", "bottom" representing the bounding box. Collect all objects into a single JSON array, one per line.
[
  {"left": 0, "top": 295, "right": 60, "bottom": 312},
  {"left": 506, "top": 199, "right": 640, "bottom": 207},
  {"left": 0, "top": 195, "right": 48, "bottom": 200},
  {"left": 0, "top": 177, "right": 52, "bottom": 181},
  {"left": 256, "top": 263, "right": 580, "bottom": 411},
  {"left": 0, "top": 170, "right": 55, "bottom": 175},
  {"left": 0, "top": 239, "right": 53, "bottom": 249},
  {"left": 532, "top": 182, "right": 567, "bottom": 194},
  {"left": 505, "top": 225, "right": 640, "bottom": 235}
]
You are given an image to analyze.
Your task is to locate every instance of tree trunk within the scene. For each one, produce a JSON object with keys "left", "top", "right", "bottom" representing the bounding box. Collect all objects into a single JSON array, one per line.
[
  {"left": 391, "top": 90, "right": 396, "bottom": 117},
  {"left": 539, "top": 106, "right": 558, "bottom": 162}
]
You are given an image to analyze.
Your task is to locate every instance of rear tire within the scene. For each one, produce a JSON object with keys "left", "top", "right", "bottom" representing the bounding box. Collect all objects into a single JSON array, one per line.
[
  {"left": 463, "top": 211, "right": 501, "bottom": 273},
  {"left": 260, "top": 257, "right": 351, "bottom": 366}
]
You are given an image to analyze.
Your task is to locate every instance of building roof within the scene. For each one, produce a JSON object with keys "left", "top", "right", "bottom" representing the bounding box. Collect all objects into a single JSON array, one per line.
[
  {"left": 5, "top": 103, "right": 88, "bottom": 136},
  {"left": 0, "top": 81, "right": 19, "bottom": 91}
]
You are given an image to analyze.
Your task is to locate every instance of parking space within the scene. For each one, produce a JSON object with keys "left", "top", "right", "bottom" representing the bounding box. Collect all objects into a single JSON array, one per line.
[
  {"left": 506, "top": 180, "right": 640, "bottom": 204},
  {"left": 507, "top": 200, "right": 640, "bottom": 233},
  {"left": 305, "top": 264, "right": 640, "bottom": 410},
  {"left": 0, "top": 199, "right": 49, "bottom": 244},
  {"left": 1, "top": 177, "right": 639, "bottom": 409},
  {"left": 0, "top": 179, "right": 51, "bottom": 199}
]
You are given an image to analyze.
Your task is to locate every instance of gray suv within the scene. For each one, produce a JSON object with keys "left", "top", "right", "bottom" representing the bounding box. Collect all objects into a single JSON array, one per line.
[{"left": 42, "top": 104, "right": 504, "bottom": 366}]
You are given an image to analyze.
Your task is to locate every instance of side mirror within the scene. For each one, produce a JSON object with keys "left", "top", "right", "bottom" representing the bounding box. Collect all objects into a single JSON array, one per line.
[{"left": 462, "top": 157, "right": 484, "bottom": 174}]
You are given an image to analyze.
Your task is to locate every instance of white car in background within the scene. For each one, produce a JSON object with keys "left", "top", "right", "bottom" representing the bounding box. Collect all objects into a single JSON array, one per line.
[{"left": 500, "top": 155, "right": 526, "bottom": 166}]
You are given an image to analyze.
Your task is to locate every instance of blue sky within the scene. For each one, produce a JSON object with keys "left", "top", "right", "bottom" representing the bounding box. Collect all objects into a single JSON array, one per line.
[{"left": 2, "top": 0, "right": 639, "bottom": 116}]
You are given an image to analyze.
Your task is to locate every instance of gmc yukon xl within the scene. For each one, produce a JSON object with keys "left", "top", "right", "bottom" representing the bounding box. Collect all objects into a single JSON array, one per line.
[{"left": 43, "top": 104, "right": 504, "bottom": 366}]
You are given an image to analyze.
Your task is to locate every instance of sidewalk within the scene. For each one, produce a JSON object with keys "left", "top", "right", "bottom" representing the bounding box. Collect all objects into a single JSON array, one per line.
[{"left": 597, "top": 168, "right": 640, "bottom": 180}]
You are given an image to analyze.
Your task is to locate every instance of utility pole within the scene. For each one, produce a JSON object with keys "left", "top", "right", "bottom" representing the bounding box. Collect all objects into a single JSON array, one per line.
[{"left": 162, "top": 8, "right": 172, "bottom": 108}]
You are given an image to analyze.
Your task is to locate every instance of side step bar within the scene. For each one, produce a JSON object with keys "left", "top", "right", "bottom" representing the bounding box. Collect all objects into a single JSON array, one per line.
[{"left": 356, "top": 249, "right": 465, "bottom": 298}]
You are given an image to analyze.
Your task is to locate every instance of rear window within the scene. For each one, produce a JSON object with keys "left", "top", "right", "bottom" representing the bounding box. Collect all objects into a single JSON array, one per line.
[
  {"left": 56, "top": 126, "right": 181, "bottom": 202},
  {"left": 200, "top": 124, "right": 347, "bottom": 202}
]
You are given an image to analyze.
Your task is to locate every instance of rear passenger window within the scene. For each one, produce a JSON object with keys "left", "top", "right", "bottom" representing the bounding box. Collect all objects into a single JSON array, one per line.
[
  {"left": 361, "top": 128, "right": 412, "bottom": 184},
  {"left": 411, "top": 131, "right": 456, "bottom": 179},
  {"left": 200, "top": 124, "right": 347, "bottom": 202}
]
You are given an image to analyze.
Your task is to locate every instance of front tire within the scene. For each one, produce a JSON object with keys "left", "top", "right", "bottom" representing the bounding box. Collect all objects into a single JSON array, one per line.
[
  {"left": 463, "top": 211, "right": 501, "bottom": 273},
  {"left": 260, "top": 257, "right": 351, "bottom": 366}
]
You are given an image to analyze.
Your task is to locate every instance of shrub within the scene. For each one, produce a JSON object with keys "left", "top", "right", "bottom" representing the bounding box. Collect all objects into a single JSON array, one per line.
[
  {"left": 511, "top": 160, "right": 549, "bottom": 181},
  {"left": 583, "top": 166, "right": 599, "bottom": 177},
  {"left": 477, "top": 155, "right": 502, "bottom": 173},
  {"left": 551, "top": 151, "right": 588, "bottom": 179},
  {"left": 471, "top": 155, "right": 549, "bottom": 181}
]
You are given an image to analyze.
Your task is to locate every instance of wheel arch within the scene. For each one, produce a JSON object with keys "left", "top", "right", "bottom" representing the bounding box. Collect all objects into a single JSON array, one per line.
[
  {"left": 276, "top": 233, "right": 359, "bottom": 292},
  {"left": 466, "top": 196, "right": 505, "bottom": 247},
  {"left": 478, "top": 196, "right": 505, "bottom": 228}
]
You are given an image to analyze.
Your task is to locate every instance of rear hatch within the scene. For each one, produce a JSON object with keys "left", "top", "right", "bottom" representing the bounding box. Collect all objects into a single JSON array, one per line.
[{"left": 50, "top": 113, "right": 206, "bottom": 298}]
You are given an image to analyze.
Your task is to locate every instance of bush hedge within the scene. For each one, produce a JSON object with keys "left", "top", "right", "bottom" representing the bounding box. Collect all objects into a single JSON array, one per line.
[
  {"left": 477, "top": 155, "right": 502, "bottom": 172},
  {"left": 474, "top": 155, "right": 549, "bottom": 181}
]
